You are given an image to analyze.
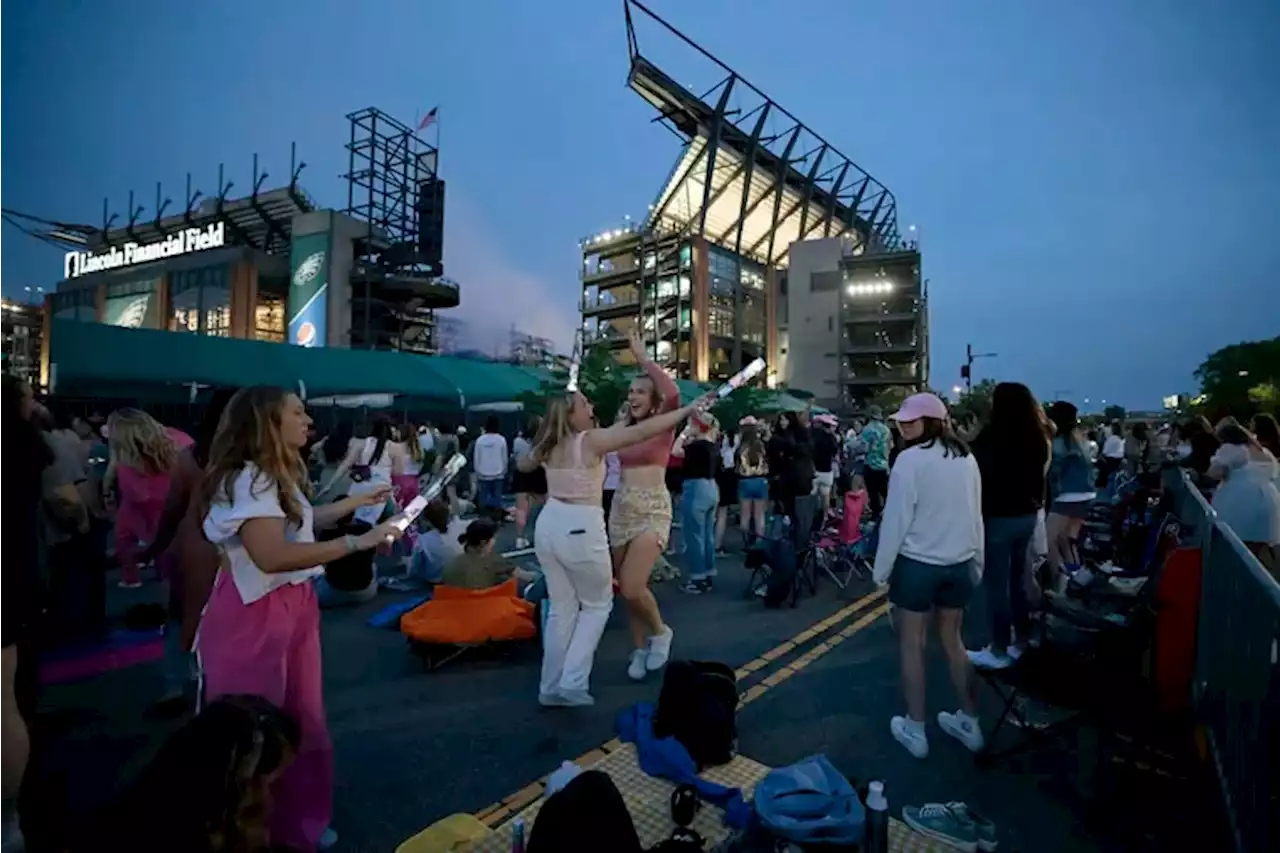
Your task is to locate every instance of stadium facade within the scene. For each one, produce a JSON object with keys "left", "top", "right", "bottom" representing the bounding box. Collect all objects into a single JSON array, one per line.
[
  {"left": 35, "top": 108, "right": 456, "bottom": 387},
  {"left": 581, "top": 1, "right": 926, "bottom": 408}
]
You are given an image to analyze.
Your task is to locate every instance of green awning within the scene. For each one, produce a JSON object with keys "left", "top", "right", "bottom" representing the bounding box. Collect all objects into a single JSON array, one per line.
[
  {"left": 48, "top": 320, "right": 459, "bottom": 402},
  {"left": 420, "top": 356, "right": 546, "bottom": 406}
]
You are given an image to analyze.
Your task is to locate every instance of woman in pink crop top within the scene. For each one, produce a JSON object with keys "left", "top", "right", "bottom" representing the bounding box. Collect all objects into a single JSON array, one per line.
[
  {"left": 606, "top": 329, "right": 686, "bottom": 682},
  {"left": 516, "top": 383, "right": 711, "bottom": 706}
]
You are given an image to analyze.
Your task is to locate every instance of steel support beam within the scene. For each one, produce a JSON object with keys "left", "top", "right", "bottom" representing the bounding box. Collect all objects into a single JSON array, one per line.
[
  {"left": 793, "top": 144, "right": 828, "bottom": 250},
  {"left": 820, "top": 162, "right": 851, "bottom": 238},
  {"left": 697, "top": 77, "right": 737, "bottom": 235},
  {"left": 715, "top": 124, "right": 800, "bottom": 250}
]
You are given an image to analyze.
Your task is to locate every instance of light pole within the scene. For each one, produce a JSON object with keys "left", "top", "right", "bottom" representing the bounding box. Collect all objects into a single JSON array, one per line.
[{"left": 962, "top": 343, "right": 997, "bottom": 391}]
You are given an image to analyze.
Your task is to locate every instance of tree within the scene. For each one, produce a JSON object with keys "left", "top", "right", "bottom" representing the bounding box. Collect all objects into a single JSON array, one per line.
[
  {"left": 517, "top": 343, "right": 635, "bottom": 425},
  {"left": 712, "top": 385, "right": 771, "bottom": 429},
  {"left": 864, "top": 386, "right": 912, "bottom": 416},
  {"left": 1103, "top": 404, "right": 1126, "bottom": 423},
  {"left": 949, "top": 378, "right": 997, "bottom": 426},
  {"left": 1194, "top": 337, "right": 1280, "bottom": 418}
]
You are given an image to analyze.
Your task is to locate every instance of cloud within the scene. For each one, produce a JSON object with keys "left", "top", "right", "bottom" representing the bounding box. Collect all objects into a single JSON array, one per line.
[{"left": 442, "top": 196, "right": 576, "bottom": 355}]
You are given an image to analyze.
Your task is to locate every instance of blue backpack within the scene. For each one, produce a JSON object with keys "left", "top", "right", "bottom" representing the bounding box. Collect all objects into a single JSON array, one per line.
[{"left": 753, "top": 754, "right": 865, "bottom": 845}]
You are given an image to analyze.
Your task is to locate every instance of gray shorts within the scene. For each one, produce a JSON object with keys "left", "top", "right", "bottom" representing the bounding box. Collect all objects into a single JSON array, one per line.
[{"left": 888, "top": 554, "right": 976, "bottom": 612}]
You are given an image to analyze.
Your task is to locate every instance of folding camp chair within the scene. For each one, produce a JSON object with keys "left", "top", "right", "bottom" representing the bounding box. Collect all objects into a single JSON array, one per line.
[{"left": 976, "top": 526, "right": 1174, "bottom": 767}]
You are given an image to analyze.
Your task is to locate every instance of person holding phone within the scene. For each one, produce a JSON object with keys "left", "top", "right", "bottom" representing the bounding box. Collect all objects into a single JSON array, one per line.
[
  {"left": 519, "top": 386, "right": 713, "bottom": 706},
  {"left": 197, "top": 387, "right": 406, "bottom": 852}
]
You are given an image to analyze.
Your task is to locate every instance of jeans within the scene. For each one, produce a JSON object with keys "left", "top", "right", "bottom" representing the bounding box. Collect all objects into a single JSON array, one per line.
[
  {"left": 478, "top": 478, "right": 504, "bottom": 511},
  {"left": 681, "top": 478, "right": 719, "bottom": 581},
  {"left": 983, "top": 513, "right": 1038, "bottom": 650}
]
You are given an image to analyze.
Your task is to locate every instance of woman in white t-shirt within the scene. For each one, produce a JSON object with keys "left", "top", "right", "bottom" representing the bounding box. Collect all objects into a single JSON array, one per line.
[{"left": 197, "top": 387, "right": 405, "bottom": 852}]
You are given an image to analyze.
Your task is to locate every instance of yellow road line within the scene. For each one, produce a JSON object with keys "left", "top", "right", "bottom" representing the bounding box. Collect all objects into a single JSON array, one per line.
[{"left": 470, "top": 588, "right": 891, "bottom": 827}]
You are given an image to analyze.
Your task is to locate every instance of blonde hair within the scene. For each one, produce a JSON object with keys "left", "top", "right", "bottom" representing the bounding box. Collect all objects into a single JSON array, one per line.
[
  {"left": 530, "top": 394, "right": 577, "bottom": 466},
  {"left": 202, "top": 387, "right": 310, "bottom": 527},
  {"left": 108, "top": 409, "right": 177, "bottom": 475},
  {"left": 404, "top": 422, "right": 425, "bottom": 464}
]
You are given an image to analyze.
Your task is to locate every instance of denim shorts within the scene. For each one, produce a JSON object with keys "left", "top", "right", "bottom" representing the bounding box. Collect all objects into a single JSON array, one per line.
[
  {"left": 738, "top": 476, "right": 768, "bottom": 502},
  {"left": 888, "top": 554, "right": 976, "bottom": 613}
]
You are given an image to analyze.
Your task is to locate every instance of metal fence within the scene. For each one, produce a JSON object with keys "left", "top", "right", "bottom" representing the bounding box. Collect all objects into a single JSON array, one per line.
[{"left": 1166, "top": 468, "right": 1279, "bottom": 853}]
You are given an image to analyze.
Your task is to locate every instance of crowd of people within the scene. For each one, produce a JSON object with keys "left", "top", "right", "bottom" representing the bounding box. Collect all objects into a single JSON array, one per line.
[{"left": 4, "top": 347, "right": 1277, "bottom": 852}]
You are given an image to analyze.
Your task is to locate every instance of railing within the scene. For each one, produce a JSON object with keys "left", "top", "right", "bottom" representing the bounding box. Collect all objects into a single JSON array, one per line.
[{"left": 1166, "top": 468, "right": 1279, "bottom": 853}]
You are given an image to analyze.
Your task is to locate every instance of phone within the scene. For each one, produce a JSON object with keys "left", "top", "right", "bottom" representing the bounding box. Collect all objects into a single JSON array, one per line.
[{"left": 715, "top": 357, "right": 767, "bottom": 399}]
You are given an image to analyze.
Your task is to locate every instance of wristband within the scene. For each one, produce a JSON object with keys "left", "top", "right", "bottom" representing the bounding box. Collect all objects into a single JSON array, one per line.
[{"left": 343, "top": 534, "right": 358, "bottom": 554}]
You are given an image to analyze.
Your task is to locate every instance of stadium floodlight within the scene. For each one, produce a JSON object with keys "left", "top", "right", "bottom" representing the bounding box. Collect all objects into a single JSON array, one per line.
[{"left": 845, "top": 281, "right": 895, "bottom": 297}]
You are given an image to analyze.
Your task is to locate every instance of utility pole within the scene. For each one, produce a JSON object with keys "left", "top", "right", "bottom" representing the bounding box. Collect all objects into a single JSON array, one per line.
[{"left": 961, "top": 343, "right": 997, "bottom": 391}]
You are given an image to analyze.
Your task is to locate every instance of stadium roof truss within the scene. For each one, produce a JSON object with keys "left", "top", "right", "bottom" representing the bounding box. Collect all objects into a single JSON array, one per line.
[
  {"left": 81, "top": 145, "right": 314, "bottom": 258},
  {"left": 624, "top": 0, "right": 900, "bottom": 268}
]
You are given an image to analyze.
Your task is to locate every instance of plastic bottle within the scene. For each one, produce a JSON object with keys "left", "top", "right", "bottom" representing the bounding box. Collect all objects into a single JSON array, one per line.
[
  {"left": 863, "top": 780, "right": 888, "bottom": 853},
  {"left": 510, "top": 816, "right": 525, "bottom": 853}
]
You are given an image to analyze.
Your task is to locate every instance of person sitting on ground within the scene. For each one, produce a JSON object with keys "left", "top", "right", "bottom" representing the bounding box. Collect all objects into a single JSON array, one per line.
[
  {"left": 409, "top": 499, "right": 467, "bottom": 585},
  {"left": 442, "top": 519, "right": 536, "bottom": 590},
  {"left": 76, "top": 695, "right": 301, "bottom": 853}
]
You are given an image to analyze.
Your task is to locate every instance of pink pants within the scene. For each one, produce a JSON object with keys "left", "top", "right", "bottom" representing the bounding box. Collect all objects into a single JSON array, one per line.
[{"left": 197, "top": 573, "right": 333, "bottom": 851}]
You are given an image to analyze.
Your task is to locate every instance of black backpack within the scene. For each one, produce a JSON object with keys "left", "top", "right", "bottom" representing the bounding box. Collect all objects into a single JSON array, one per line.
[{"left": 653, "top": 661, "right": 738, "bottom": 770}]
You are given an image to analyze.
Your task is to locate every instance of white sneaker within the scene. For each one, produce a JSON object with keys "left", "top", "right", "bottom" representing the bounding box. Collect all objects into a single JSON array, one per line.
[
  {"left": 539, "top": 690, "right": 595, "bottom": 707},
  {"left": 317, "top": 827, "right": 339, "bottom": 850},
  {"left": 938, "top": 710, "right": 985, "bottom": 753},
  {"left": 967, "top": 647, "right": 1013, "bottom": 670},
  {"left": 515, "top": 537, "right": 530, "bottom": 550},
  {"left": 1007, "top": 643, "right": 1025, "bottom": 662},
  {"left": 645, "top": 626, "right": 674, "bottom": 672},
  {"left": 627, "top": 649, "right": 648, "bottom": 681},
  {"left": 890, "top": 715, "right": 929, "bottom": 758}
]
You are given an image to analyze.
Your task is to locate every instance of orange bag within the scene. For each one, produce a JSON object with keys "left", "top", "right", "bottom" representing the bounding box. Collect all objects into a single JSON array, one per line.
[{"left": 400, "top": 578, "right": 537, "bottom": 646}]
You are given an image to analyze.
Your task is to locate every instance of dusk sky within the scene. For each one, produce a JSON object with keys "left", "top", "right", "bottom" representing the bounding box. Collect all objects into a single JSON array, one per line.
[{"left": 4, "top": 0, "right": 1277, "bottom": 410}]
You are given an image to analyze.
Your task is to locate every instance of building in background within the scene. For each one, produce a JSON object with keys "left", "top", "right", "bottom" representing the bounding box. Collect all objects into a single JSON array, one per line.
[
  {"left": 785, "top": 238, "right": 926, "bottom": 411},
  {"left": 2, "top": 298, "right": 43, "bottom": 388},
  {"left": 25, "top": 108, "right": 457, "bottom": 385},
  {"left": 580, "top": 1, "right": 908, "bottom": 386}
]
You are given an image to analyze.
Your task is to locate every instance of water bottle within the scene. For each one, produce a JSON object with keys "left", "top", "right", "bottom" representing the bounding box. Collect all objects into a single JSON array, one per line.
[
  {"left": 510, "top": 816, "right": 525, "bottom": 853},
  {"left": 864, "top": 780, "right": 888, "bottom": 853}
]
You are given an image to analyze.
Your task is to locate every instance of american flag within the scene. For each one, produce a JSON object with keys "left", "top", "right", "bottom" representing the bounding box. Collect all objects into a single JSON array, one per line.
[{"left": 418, "top": 107, "right": 438, "bottom": 130}]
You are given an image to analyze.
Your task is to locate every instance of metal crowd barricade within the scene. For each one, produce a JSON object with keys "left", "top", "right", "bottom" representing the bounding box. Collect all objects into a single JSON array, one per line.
[{"left": 1166, "top": 467, "right": 1278, "bottom": 853}]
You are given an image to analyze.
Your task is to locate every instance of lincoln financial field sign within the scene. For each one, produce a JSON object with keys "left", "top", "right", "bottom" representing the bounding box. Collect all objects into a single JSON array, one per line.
[{"left": 63, "top": 222, "right": 227, "bottom": 279}]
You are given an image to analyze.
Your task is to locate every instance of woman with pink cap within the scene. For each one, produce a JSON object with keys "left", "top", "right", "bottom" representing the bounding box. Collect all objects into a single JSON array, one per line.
[{"left": 873, "top": 392, "right": 985, "bottom": 760}]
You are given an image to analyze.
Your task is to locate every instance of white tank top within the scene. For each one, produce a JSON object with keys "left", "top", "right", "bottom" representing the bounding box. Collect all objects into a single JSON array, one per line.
[{"left": 360, "top": 437, "right": 395, "bottom": 485}]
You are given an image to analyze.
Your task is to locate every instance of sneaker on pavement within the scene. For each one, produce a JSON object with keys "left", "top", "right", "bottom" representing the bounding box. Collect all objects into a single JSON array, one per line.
[
  {"left": 680, "top": 578, "right": 712, "bottom": 595},
  {"left": 938, "top": 709, "right": 985, "bottom": 753},
  {"left": 645, "top": 626, "right": 674, "bottom": 671},
  {"left": 946, "top": 802, "right": 999, "bottom": 851},
  {"left": 539, "top": 691, "right": 594, "bottom": 708},
  {"left": 890, "top": 715, "right": 929, "bottom": 759},
  {"left": 967, "top": 646, "right": 1014, "bottom": 670},
  {"left": 902, "top": 804, "right": 978, "bottom": 853},
  {"left": 627, "top": 649, "right": 648, "bottom": 681}
]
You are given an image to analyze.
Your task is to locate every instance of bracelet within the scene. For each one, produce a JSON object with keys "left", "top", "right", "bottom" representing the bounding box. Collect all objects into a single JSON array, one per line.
[{"left": 343, "top": 534, "right": 358, "bottom": 554}]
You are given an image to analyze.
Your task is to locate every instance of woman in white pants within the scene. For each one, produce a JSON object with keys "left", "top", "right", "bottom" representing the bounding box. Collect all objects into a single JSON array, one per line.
[{"left": 519, "top": 388, "right": 711, "bottom": 707}]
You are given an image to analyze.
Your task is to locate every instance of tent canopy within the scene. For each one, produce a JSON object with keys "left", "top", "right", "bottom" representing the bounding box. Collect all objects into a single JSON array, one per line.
[{"left": 47, "top": 321, "right": 546, "bottom": 406}]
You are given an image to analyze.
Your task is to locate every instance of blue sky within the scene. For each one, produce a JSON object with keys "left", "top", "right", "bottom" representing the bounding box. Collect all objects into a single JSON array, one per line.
[{"left": 3, "top": 0, "right": 1278, "bottom": 410}]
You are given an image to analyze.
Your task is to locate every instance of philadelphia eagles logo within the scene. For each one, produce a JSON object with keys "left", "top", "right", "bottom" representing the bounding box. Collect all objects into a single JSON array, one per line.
[{"left": 293, "top": 252, "right": 325, "bottom": 288}]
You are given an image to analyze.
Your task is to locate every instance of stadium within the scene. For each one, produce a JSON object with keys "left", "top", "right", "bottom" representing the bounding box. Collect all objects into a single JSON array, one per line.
[
  {"left": 23, "top": 107, "right": 457, "bottom": 392},
  {"left": 581, "top": 0, "right": 926, "bottom": 410}
]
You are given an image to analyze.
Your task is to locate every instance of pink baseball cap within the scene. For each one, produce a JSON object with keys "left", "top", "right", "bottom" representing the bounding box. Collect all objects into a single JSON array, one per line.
[{"left": 891, "top": 392, "right": 948, "bottom": 422}]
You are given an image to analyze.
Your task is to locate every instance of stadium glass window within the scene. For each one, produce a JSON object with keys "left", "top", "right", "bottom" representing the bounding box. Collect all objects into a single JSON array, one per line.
[
  {"left": 50, "top": 288, "right": 96, "bottom": 322},
  {"left": 170, "top": 264, "right": 230, "bottom": 336},
  {"left": 103, "top": 278, "right": 162, "bottom": 329},
  {"left": 255, "top": 295, "right": 286, "bottom": 342}
]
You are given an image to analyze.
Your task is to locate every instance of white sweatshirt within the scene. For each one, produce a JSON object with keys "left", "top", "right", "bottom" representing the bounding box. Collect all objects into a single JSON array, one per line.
[
  {"left": 873, "top": 442, "right": 984, "bottom": 584},
  {"left": 472, "top": 432, "right": 509, "bottom": 480}
]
